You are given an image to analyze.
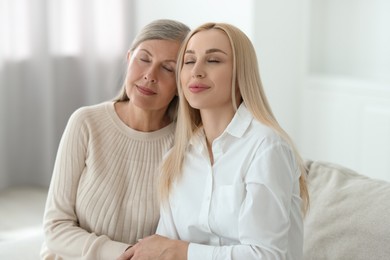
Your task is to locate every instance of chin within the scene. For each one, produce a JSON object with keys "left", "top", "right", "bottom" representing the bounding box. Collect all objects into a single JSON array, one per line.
[{"left": 187, "top": 102, "right": 203, "bottom": 110}]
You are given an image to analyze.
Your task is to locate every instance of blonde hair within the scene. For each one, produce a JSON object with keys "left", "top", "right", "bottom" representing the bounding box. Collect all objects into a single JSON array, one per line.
[
  {"left": 114, "top": 19, "right": 190, "bottom": 121},
  {"left": 159, "top": 22, "right": 309, "bottom": 213}
]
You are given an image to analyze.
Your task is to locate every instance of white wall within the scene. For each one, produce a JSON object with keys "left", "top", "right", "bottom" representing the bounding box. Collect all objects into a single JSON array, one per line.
[
  {"left": 133, "top": 0, "right": 255, "bottom": 38},
  {"left": 309, "top": 0, "right": 390, "bottom": 84},
  {"left": 300, "top": 0, "right": 390, "bottom": 181},
  {"left": 252, "top": 0, "right": 305, "bottom": 145}
]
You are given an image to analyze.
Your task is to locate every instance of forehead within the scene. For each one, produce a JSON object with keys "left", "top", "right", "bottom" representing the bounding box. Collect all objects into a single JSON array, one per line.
[
  {"left": 135, "top": 39, "right": 181, "bottom": 60},
  {"left": 186, "top": 29, "right": 232, "bottom": 54}
]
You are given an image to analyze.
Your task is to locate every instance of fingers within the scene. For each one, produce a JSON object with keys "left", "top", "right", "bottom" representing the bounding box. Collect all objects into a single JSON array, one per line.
[{"left": 116, "top": 245, "right": 134, "bottom": 260}]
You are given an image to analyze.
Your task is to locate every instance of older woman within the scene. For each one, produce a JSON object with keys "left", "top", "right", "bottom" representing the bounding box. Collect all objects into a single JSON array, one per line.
[{"left": 41, "top": 19, "right": 189, "bottom": 260}]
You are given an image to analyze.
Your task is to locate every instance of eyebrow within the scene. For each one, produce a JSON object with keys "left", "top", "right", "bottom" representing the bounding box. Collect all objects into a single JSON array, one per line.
[
  {"left": 185, "top": 48, "right": 228, "bottom": 55},
  {"left": 139, "top": 49, "right": 177, "bottom": 63}
]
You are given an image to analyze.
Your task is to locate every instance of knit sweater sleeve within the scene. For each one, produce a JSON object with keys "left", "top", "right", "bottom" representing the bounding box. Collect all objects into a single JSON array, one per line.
[{"left": 42, "top": 107, "right": 129, "bottom": 260}]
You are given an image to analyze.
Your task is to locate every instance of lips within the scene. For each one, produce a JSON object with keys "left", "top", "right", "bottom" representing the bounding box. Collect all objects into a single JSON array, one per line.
[
  {"left": 188, "top": 83, "right": 210, "bottom": 93},
  {"left": 136, "top": 85, "right": 156, "bottom": 95}
]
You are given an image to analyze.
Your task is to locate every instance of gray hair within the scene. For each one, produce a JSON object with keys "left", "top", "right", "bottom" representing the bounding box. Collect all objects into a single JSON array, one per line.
[
  {"left": 115, "top": 19, "right": 190, "bottom": 103},
  {"left": 114, "top": 19, "right": 190, "bottom": 123},
  {"left": 130, "top": 19, "right": 190, "bottom": 52}
]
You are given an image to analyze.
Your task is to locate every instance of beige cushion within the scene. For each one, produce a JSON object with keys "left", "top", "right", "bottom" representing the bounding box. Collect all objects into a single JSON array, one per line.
[{"left": 303, "top": 160, "right": 390, "bottom": 260}]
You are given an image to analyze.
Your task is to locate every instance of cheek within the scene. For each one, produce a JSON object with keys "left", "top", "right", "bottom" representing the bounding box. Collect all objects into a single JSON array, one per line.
[
  {"left": 220, "top": 72, "right": 233, "bottom": 91},
  {"left": 126, "top": 58, "right": 146, "bottom": 79},
  {"left": 161, "top": 75, "right": 178, "bottom": 97},
  {"left": 125, "top": 64, "right": 137, "bottom": 84},
  {"left": 124, "top": 66, "right": 132, "bottom": 90},
  {"left": 166, "top": 83, "right": 177, "bottom": 97},
  {"left": 163, "top": 72, "right": 177, "bottom": 86},
  {"left": 180, "top": 69, "right": 190, "bottom": 87}
]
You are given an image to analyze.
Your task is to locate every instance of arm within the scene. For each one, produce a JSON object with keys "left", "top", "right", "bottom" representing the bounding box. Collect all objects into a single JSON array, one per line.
[
  {"left": 42, "top": 109, "right": 129, "bottom": 259},
  {"left": 117, "top": 204, "right": 188, "bottom": 260}
]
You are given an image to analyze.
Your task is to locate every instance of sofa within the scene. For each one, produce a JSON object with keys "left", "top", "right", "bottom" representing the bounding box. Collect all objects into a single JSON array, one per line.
[
  {"left": 303, "top": 160, "right": 390, "bottom": 259},
  {"left": 1, "top": 160, "right": 390, "bottom": 259}
]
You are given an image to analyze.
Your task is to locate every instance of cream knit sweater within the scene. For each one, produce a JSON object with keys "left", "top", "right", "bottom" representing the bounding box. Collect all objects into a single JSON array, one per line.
[{"left": 41, "top": 102, "right": 175, "bottom": 260}]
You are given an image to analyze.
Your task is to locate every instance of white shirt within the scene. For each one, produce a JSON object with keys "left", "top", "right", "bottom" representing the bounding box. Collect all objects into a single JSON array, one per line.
[{"left": 157, "top": 104, "right": 303, "bottom": 260}]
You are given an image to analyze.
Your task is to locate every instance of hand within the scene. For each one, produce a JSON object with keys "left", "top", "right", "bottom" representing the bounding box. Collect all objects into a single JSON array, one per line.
[{"left": 116, "top": 234, "right": 188, "bottom": 260}]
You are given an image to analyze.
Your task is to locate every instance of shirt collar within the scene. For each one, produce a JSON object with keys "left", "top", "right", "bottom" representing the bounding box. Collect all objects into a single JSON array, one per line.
[
  {"left": 188, "top": 103, "right": 253, "bottom": 154},
  {"left": 224, "top": 103, "right": 253, "bottom": 138}
]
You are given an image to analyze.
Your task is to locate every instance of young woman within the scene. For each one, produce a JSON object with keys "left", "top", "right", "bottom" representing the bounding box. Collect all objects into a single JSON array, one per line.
[
  {"left": 41, "top": 19, "right": 189, "bottom": 259},
  {"left": 119, "top": 22, "right": 309, "bottom": 260}
]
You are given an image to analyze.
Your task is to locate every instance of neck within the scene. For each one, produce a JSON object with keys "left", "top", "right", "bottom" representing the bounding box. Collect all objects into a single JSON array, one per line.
[
  {"left": 201, "top": 106, "right": 235, "bottom": 145},
  {"left": 201, "top": 107, "right": 235, "bottom": 166},
  {"left": 116, "top": 101, "right": 170, "bottom": 132}
]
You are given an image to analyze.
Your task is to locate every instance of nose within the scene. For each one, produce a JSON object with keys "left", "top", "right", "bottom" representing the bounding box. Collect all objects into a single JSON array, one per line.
[
  {"left": 144, "top": 74, "right": 157, "bottom": 83},
  {"left": 144, "top": 66, "right": 158, "bottom": 83},
  {"left": 193, "top": 73, "right": 205, "bottom": 79},
  {"left": 191, "top": 63, "right": 205, "bottom": 79}
]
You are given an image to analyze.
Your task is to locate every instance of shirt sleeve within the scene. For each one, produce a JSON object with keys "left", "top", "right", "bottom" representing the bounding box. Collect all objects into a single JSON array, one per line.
[
  {"left": 186, "top": 142, "right": 300, "bottom": 260},
  {"left": 42, "top": 109, "right": 129, "bottom": 259},
  {"left": 156, "top": 202, "right": 180, "bottom": 239}
]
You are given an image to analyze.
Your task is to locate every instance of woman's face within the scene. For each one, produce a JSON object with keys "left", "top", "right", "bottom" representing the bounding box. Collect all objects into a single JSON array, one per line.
[
  {"left": 180, "top": 29, "right": 234, "bottom": 111},
  {"left": 125, "top": 39, "right": 180, "bottom": 112}
]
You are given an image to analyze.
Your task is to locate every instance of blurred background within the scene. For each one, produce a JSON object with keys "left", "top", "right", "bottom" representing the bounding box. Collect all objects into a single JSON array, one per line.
[
  {"left": 1, "top": 0, "right": 390, "bottom": 190},
  {"left": 0, "top": 0, "right": 389, "bottom": 258}
]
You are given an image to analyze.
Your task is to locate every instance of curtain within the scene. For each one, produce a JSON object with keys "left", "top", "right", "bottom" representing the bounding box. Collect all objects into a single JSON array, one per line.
[{"left": 0, "top": 0, "right": 134, "bottom": 189}]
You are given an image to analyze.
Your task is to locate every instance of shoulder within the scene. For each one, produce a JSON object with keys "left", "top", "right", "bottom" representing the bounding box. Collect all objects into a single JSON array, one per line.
[
  {"left": 247, "top": 120, "right": 296, "bottom": 166},
  {"left": 228, "top": 104, "right": 292, "bottom": 154},
  {"left": 64, "top": 102, "right": 112, "bottom": 132},
  {"left": 68, "top": 102, "right": 113, "bottom": 125},
  {"left": 70, "top": 102, "right": 110, "bottom": 120},
  {"left": 247, "top": 119, "right": 283, "bottom": 146}
]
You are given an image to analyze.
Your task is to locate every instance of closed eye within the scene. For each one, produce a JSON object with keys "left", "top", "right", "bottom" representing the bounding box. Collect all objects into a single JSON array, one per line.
[{"left": 163, "top": 65, "right": 174, "bottom": 72}]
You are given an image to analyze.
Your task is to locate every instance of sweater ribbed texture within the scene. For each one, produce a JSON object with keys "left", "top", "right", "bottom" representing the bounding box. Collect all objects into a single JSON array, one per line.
[{"left": 41, "top": 101, "right": 175, "bottom": 260}]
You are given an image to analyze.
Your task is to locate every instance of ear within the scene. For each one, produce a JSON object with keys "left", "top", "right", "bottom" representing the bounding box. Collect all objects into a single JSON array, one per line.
[{"left": 127, "top": 50, "right": 132, "bottom": 61}]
